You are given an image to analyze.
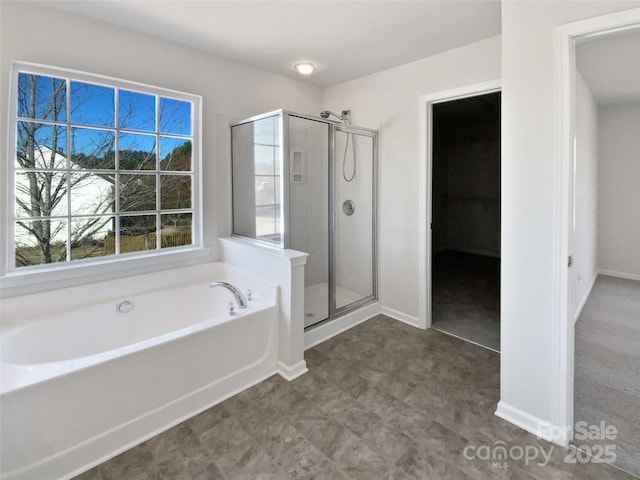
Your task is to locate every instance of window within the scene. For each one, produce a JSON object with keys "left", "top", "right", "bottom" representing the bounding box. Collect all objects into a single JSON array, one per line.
[
  {"left": 8, "top": 63, "right": 201, "bottom": 271},
  {"left": 253, "top": 116, "right": 281, "bottom": 241}
]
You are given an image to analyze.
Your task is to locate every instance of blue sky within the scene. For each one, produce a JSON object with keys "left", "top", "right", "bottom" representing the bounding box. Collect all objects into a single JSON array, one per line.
[{"left": 18, "top": 73, "right": 192, "bottom": 163}]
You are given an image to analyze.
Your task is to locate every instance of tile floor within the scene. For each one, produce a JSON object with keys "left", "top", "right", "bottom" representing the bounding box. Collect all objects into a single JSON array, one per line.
[
  {"left": 75, "top": 315, "right": 635, "bottom": 480},
  {"left": 432, "top": 251, "right": 501, "bottom": 351}
]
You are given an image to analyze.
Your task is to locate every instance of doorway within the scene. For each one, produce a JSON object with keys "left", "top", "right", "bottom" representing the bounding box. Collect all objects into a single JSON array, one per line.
[
  {"left": 551, "top": 3, "right": 640, "bottom": 450},
  {"left": 429, "top": 92, "right": 501, "bottom": 350},
  {"left": 418, "top": 80, "right": 501, "bottom": 340},
  {"left": 570, "top": 26, "right": 640, "bottom": 476}
]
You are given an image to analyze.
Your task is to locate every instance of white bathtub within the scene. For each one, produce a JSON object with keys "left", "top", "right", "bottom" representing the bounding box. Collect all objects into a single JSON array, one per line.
[{"left": 0, "top": 262, "right": 279, "bottom": 480}]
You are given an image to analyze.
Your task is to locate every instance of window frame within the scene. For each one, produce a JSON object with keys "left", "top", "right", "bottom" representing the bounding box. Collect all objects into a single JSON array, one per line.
[
  {"left": 4, "top": 61, "right": 204, "bottom": 279},
  {"left": 253, "top": 136, "right": 281, "bottom": 239}
]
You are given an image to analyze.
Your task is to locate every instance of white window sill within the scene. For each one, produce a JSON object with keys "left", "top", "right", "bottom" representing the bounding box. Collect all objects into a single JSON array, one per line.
[{"left": 0, "top": 247, "right": 215, "bottom": 299}]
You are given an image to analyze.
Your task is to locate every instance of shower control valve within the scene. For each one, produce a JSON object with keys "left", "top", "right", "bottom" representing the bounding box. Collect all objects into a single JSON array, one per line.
[
  {"left": 343, "top": 200, "right": 356, "bottom": 216},
  {"left": 246, "top": 288, "right": 253, "bottom": 301},
  {"left": 227, "top": 302, "right": 237, "bottom": 316}
]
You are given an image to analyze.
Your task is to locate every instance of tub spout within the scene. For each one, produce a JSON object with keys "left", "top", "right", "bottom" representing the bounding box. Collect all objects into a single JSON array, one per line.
[{"left": 209, "top": 281, "right": 248, "bottom": 309}]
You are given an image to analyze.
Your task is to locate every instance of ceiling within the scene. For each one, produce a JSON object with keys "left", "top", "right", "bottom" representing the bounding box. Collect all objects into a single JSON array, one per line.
[
  {"left": 577, "top": 28, "right": 640, "bottom": 105},
  {"left": 46, "top": 1, "right": 501, "bottom": 88}
]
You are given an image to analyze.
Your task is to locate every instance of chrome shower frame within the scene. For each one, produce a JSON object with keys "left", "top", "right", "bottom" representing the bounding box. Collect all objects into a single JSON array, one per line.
[
  {"left": 230, "top": 109, "right": 378, "bottom": 324},
  {"left": 328, "top": 122, "right": 378, "bottom": 321}
]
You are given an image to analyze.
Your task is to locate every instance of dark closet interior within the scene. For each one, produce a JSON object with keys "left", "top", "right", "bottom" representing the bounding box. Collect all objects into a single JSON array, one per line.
[{"left": 431, "top": 92, "right": 501, "bottom": 350}]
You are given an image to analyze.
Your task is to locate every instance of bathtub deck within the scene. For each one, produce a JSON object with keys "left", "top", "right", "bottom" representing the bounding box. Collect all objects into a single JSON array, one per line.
[{"left": 74, "top": 315, "right": 635, "bottom": 480}]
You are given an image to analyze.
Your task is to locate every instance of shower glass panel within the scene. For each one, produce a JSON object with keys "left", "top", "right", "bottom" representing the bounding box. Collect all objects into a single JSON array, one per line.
[
  {"left": 333, "top": 128, "right": 375, "bottom": 311},
  {"left": 231, "top": 115, "right": 282, "bottom": 244},
  {"left": 231, "top": 110, "right": 377, "bottom": 329},
  {"left": 288, "top": 116, "right": 330, "bottom": 326}
]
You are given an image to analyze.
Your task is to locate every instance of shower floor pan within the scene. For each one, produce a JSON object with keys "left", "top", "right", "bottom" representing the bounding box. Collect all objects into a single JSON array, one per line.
[{"left": 304, "top": 282, "right": 365, "bottom": 328}]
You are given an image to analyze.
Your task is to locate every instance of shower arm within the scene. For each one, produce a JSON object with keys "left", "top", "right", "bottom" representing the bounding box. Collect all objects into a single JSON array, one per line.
[{"left": 320, "top": 110, "right": 351, "bottom": 122}]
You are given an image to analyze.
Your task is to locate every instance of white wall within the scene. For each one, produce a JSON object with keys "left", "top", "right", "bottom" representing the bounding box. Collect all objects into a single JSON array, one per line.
[
  {"left": 500, "top": 0, "right": 639, "bottom": 431},
  {"left": 0, "top": 2, "right": 322, "bottom": 282},
  {"left": 323, "top": 36, "right": 502, "bottom": 321},
  {"left": 597, "top": 102, "right": 640, "bottom": 277},
  {"left": 572, "top": 72, "right": 599, "bottom": 319}
]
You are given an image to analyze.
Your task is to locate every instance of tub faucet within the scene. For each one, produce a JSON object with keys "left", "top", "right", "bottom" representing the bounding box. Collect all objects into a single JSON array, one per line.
[{"left": 209, "top": 281, "right": 248, "bottom": 309}]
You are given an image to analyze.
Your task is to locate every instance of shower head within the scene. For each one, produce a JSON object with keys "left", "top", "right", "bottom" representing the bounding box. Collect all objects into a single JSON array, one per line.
[
  {"left": 320, "top": 110, "right": 351, "bottom": 122},
  {"left": 320, "top": 110, "right": 337, "bottom": 119}
]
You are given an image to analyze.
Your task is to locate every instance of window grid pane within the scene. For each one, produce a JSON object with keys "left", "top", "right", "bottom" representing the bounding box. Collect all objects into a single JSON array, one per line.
[
  {"left": 249, "top": 116, "right": 281, "bottom": 243},
  {"left": 12, "top": 68, "right": 197, "bottom": 270},
  {"left": 70, "top": 82, "right": 115, "bottom": 127},
  {"left": 16, "top": 122, "right": 67, "bottom": 169},
  {"left": 18, "top": 73, "right": 67, "bottom": 122}
]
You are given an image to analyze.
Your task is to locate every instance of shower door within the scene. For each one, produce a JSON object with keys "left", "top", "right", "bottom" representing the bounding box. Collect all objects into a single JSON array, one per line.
[{"left": 331, "top": 126, "right": 377, "bottom": 315}]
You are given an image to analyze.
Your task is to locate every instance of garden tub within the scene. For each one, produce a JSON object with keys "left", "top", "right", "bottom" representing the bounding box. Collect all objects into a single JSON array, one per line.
[{"left": 0, "top": 262, "right": 278, "bottom": 480}]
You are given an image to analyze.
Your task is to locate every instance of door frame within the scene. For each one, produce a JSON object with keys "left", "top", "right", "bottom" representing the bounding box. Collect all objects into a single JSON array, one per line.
[
  {"left": 330, "top": 124, "right": 379, "bottom": 319},
  {"left": 417, "top": 80, "right": 501, "bottom": 330},
  {"left": 552, "top": 7, "right": 640, "bottom": 445}
]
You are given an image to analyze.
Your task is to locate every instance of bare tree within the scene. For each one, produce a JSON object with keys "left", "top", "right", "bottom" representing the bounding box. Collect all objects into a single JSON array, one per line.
[
  {"left": 15, "top": 75, "right": 115, "bottom": 266},
  {"left": 14, "top": 74, "right": 193, "bottom": 266}
]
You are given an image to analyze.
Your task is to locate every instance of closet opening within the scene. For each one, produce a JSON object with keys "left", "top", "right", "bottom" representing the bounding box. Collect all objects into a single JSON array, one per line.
[{"left": 431, "top": 91, "right": 501, "bottom": 351}]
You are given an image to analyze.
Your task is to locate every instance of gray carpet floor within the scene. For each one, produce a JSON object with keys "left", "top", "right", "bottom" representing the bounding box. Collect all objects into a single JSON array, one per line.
[
  {"left": 432, "top": 250, "right": 500, "bottom": 351},
  {"left": 574, "top": 275, "right": 640, "bottom": 477}
]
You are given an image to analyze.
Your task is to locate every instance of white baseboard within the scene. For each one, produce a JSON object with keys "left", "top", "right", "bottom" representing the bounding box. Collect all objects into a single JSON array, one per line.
[
  {"left": 597, "top": 269, "right": 640, "bottom": 282},
  {"left": 495, "top": 401, "right": 569, "bottom": 445},
  {"left": 379, "top": 306, "right": 421, "bottom": 328},
  {"left": 304, "top": 302, "right": 380, "bottom": 349},
  {"left": 303, "top": 303, "right": 421, "bottom": 350},
  {"left": 573, "top": 273, "right": 598, "bottom": 323},
  {"left": 277, "top": 360, "right": 308, "bottom": 381}
]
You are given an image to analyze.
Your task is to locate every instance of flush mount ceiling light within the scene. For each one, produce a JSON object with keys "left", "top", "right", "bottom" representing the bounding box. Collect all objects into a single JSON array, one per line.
[{"left": 295, "top": 62, "right": 315, "bottom": 75}]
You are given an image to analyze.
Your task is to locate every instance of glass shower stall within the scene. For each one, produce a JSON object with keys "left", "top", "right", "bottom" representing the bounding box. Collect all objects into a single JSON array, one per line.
[{"left": 231, "top": 110, "right": 377, "bottom": 328}]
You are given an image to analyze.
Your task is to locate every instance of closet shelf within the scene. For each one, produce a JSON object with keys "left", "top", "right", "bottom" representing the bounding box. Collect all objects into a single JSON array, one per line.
[{"left": 444, "top": 195, "right": 499, "bottom": 201}]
